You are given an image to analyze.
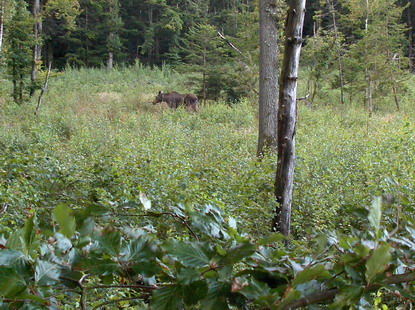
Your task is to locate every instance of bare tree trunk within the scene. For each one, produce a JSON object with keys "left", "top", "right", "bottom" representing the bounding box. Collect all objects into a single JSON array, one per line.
[
  {"left": 272, "top": 0, "right": 306, "bottom": 237},
  {"left": 0, "top": 0, "right": 4, "bottom": 53},
  {"left": 35, "top": 61, "right": 52, "bottom": 116},
  {"left": 392, "top": 84, "right": 400, "bottom": 111},
  {"left": 30, "top": 0, "right": 41, "bottom": 97},
  {"left": 257, "top": 0, "right": 279, "bottom": 157},
  {"left": 408, "top": 1, "right": 414, "bottom": 72},
  {"left": 202, "top": 51, "right": 207, "bottom": 104},
  {"left": 368, "top": 76, "right": 373, "bottom": 117},
  {"left": 107, "top": 51, "right": 114, "bottom": 69}
]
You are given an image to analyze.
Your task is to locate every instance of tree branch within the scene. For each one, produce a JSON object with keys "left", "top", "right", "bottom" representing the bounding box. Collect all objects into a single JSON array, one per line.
[{"left": 283, "top": 272, "right": 415, "bottom": 309}]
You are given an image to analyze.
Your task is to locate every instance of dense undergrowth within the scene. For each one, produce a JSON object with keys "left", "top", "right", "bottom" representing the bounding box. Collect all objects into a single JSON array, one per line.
[
  {"left": 1, "top": 65, "right": 415, "bottom": 237},
  {"left": 1, "top": 65, "right": 415, "bottom": 308}
]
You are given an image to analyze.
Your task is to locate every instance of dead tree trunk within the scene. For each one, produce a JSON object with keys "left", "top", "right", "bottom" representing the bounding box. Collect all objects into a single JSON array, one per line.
[
  {"left": 0, "top": 0, "right": 5, "bottom": 53},
  {"left": 408, "top": 1, "right": 414, "bottom": 72},
  {"left": 257, "top": 0, "right": 279, "bottom": 156},
  {"left": 35, "top": 61, "right": 52, "bottom": 116},
  {"left": 272, "top": 0, "right": 306, "bottom": 237},
  {"left": 107, "top": 51, "right": 114, "bottom": 69},
  {"left": 30, "top": 0, "right": 41, "bottom": 97}
]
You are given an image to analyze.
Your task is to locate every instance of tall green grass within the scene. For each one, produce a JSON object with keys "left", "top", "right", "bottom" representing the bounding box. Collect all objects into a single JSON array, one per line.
[{"left": 1, "top": 64, "right": 414, "bottom": 239}]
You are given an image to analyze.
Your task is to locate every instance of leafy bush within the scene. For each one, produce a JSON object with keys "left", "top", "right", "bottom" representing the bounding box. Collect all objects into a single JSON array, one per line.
[{"left": 0, "top": 197, "right": 414, "bottom": 309}]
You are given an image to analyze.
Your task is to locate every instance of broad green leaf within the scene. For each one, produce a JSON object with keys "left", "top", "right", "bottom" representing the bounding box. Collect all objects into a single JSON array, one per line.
[
  {"left": 368, "top": 197, "right": 382, "bottom": 235},
  {"left": 82, "top": 257, "right": 120, "bottom": 276},
  {"left": 239, "top": 278, "right": 270, "bottom": 299},
  {"left": 182, "top": 281, "right": 208, "bottom": 305},
  {"left": 35, "top": 260, "right": 60, "bottom": 286},
  {"left": 53, "top": 204, "right": 76, "bottom": 238},
  {"left": 0, "top": 267, "right": 27, "bottom": 297},
  {"left": 292, "top": 264, "right": 326, "bottom": 287},
  {"left": 0, "top": 250, "right": 25, "bottom": 266},
  {"left": 177, "top": 268, "right": 201, "bottom": 285},
  {"left": 151, "top": 286, "right": 182, "bottom": 310},
  {"left": 22, "top": 215, "right": 36, "bottom": 251},
  {"left": 164, "top": 240, "right": 210, "bottom": 268},
  {"left": 132, "top": 261, "right": 161, "bottom": 277},
  {"left": 219, "top": 242, "right": 256, "bottom": 265},
  {"left": 330, "top": 286, "right": 364, "bottom": 308},
  {"left": 200, "top": 280, "right": 230, "bottom": 310},
  {"left": 365, "top": 242, "right": 391, "bottom": 284},
  {"left": 98, "top": 229, "right": 121, "bottom": 256},
  {"left": 121, "top": 237, "right": 157, "bottom": 262}
]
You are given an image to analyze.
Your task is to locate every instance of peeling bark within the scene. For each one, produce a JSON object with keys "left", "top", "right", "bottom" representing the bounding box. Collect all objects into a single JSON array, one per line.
[{"left": 272, "top": 0, "right": 306, "bottom": 237}]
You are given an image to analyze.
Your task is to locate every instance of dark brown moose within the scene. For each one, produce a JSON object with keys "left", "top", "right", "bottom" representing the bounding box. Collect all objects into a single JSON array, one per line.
[{"left": 153, "top": 91, "right": 199, "bottom": 112}]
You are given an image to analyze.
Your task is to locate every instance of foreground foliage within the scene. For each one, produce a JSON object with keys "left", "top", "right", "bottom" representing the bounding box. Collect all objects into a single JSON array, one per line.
[
  {"left": 0, "top": 197, "right": 414, "bottom": 309},
  {"left": 1, "top": 66, "right": 415, "bottom": 308}
]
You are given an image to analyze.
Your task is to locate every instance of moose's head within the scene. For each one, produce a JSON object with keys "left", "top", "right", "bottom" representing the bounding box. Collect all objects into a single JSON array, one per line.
[{"left": 153, "top": 91, "right": 165, "bottom": 105}]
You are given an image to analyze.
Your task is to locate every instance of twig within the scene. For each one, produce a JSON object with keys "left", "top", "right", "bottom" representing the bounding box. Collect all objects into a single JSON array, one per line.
[
  {"left": 78, "top": 274, "right": 89, "bottom": 310},
  {"left": 113, "top": 211, "right": 199, "bottom": 241},
  {"left": 92, "top": 297, "right": 142, "bottom": 310},
  {"left": 88, "top": 284, "right": 157, "bottom": 290},
  {"left": 217, "top": 31, "right": 248, "bottom": 59},
  {"left": 35, "top": 61, "right": 52, "bottom": 116},
  {"left": 282, "top": 272, "right": 415, "bottom": 309},
  {"left": 389, "top": 205, "right": 401, "bottom": 238},
  {"left": 296, "top": 94, "right": 310, "bottom": 101}
]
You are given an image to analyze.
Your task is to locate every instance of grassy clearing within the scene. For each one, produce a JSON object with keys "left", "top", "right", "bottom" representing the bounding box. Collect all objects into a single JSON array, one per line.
[{"left": 1, "top": 64, "right": 414, "bottom": 240}]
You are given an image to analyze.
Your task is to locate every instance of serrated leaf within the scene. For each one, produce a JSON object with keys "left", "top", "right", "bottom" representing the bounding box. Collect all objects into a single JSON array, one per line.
[
  {"left": 98, "top": 229, "right": 121, "bottom": 256},
  {"left": 330, "top": 285, "right": 364, "bottom": 308},
  {"left": 177, "top": 268, "right": 201, "bottom": 285},
  {"left": 0, "top": 250, "right": 26, "bottom": 266},
  {"left": 83, "top": 257, "right": 120, "bottom": 276},
  {"left": 151, "top": 286, "right": 182, "bottom": 310},
  {"left": 219, "top": 242, "right": 256, "bottom": 265},
  {"left": 240, "top": 278, "right": 270, "bottom": 299},
  {"left": 0, "top": 267, "right": 27, "bottom": 297},
  {"left": 164, "top": 240, "right": 210, "bottom": 268},
  {"left": 200, "top": 280, "right": 230, "bottom": 310},
  {"left": 35, "top": 260, "right": 60, "bottom": 286},
  {"left": 182, "top": 281, "right": 208, "bottom": 305},
  {"left": 292, "top": 264, "right": 326, "bottom": 287},
  {"left": 368, "top": 197, "right": 382, "bottom": 235},
  {"left": 139, "top": 192, "right": 152, "bottom": 210},
  {"left": 53, "top": 204, "right": 76, "bottom": 238},
  {"left": 365, "top": 242, "right": 391, "bottom": 284}
]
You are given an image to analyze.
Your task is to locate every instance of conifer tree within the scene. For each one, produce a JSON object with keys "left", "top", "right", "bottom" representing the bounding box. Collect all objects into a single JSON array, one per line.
[{"left": 6, "top": 0, "right": 34, "bottom": 104}]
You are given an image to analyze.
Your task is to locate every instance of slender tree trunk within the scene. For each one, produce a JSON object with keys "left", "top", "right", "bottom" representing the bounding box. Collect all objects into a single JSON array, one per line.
[
  {"left": 148, "top": 6, "right": 153, "bottom": 65},
  {"left": 392, "top": 85, "right": 400, "bottom": 111},
  {"left": 272, "top": 0, "right": 306, "bottom": 236},
  {"left": 368, "top": 76, "right": 373, "bottom": 117},
  {"left": 202, "top": 51, "right": 207, "bottom": 103},
  {"left": 408, "top": 1, "right": 414, "bottom": 72},
  {"left": 35, "top": 61, "right": 52, "bottom": 116},
  {"left": 30, "top": 0, "right": 41, "bottom": 97},
  {"left": 257, "top": 0, "right": 279, "bottom": 157},
  {"left": 107, "top": 51, "right": 114, "bottom": 69},
  {"left": 0, "top": 0, "right": 4, "bottom": 53}
]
